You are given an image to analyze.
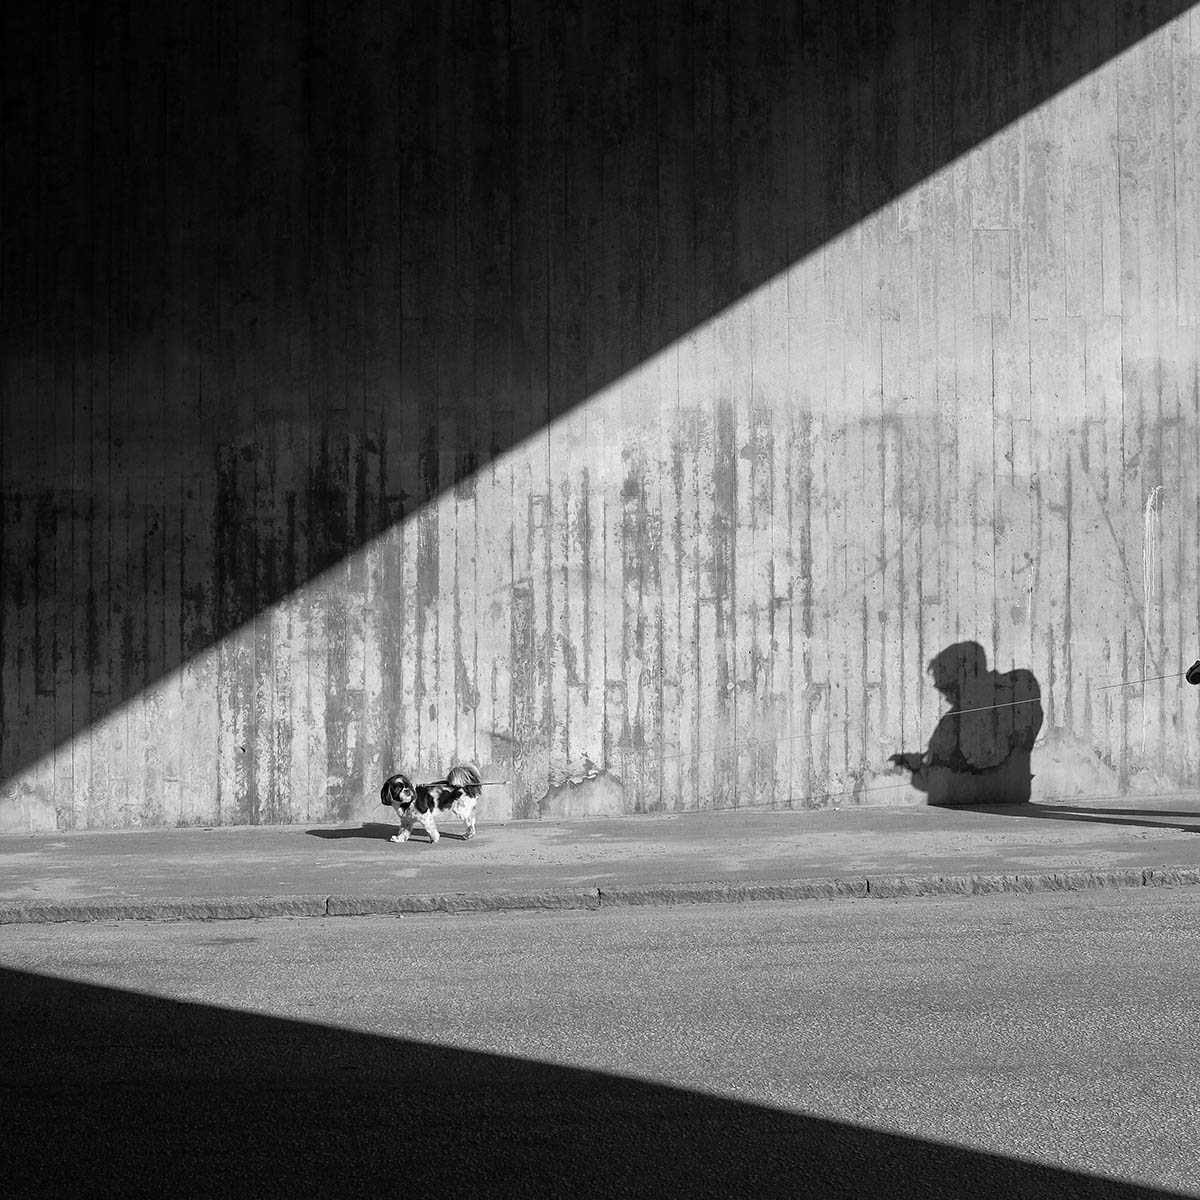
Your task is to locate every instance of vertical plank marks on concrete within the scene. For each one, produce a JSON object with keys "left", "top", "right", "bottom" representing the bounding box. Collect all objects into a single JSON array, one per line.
[
  {"left": 85, "top": 12, "right": 117, "bottom": 829},
  {"left": 730, "top": 283, "right": 756, "bottom": 807},
  {"left": 466, "top": 5, "right": 511, "bottom": 793},
  {"left": 711, "top": 0, "right": 738, "bottom": 808},
  {"left": 517, "top": 20, "right": 550, "bottom": 816},
  {"left": 878, "top": 172, "right": 907, "bottom": 776},
  {"left": 68, "top": 18, "right": 99, "bottom": 826},
  {"left": 1080, "top": 8, "right": 1128, "bottom": 781},
  {"left": 540, "top": 0, "right": 572, "bottom": 794},
  {"left": 344, "top": 12, "right": 376, "bottom": 814},
  {"left": 654, "top": 41, "right": 684, "bottom": 808},
  {"left": 820, "top": 239, "right": 849, "bottom": 801},
  {"left": 138, "top": 7, "right": 169, "bottom": 829},
  {"left": 159, "top": 0, "right": 188, "bottom": 826},
  {"left": 797, "top": 0, "right": 832, "bottom": 793},
  {"left": 928, "top": 166, "right": 955, "bottom": 717},
  {"left": 1175, "top": 11, "right": 1200, "bottom": 331},
  {"left": 680, "top": 333, "right": 705, "bottom": 810},
  {"left": 611, "top": 0, "right": 647, "bottom": 810},
  {"left": 860, "top": 210, "right": 886, "bottom": 804},
  {"left": 763, "top": 3, "right": 792, "bottom": 805},
  {"left": 727, "top": 0, "right": 763, "bottom": 800},
  {"left": 1063, "top": 46, "right": 1105, "bottom": 750},
  {"left": 355, "top": 0, "right": 390, "bottom": 808},
  {"left": 1175, "top": 10, "right": 1200, "bottom": 780},
  {"left": 891, "top": 200, "right": 922, "bottom": 758},
  {"left": 631, "top": 0, "right": 665, "bottom": 812},
  {"left": 730, "top": 0, "right": 763, "bottom": 805},
  {"left": 762, "top": 275, "right": 791, "bottom": 806},
  {"left": 868, "top": 0, "right": 902, "bottom": 785},
  {"left": 0, "top": 0, "right": 40, "bottom": 826},
  {"left": 430, "top": 3, "right": 462, "bottom": 777},
  {"left": 692, "top": 322, "right": 719, "bottom": 808},
  {"left": 655, "top": 0, "right": 692, "bottom": 811},
  {"left": 658, "top": 345, "right": 683, "bottom": 810},
  {"left": 1022, "top": 71, "right": 1059, "bottom": 732},
  {"left": 477, "top": 316, "right": 515, "bottom": 805},
  {"left": 690, "top": 0, "right": 718, "bottom": 807},
  {"left": 184, "top": 0, "right": 226, "bottom": 827},
  {"left": 1118, "top": 26, "right": 1162, "bottom": 774},
  {"left": 274, "top": 418, "right": 305, "bottom": 821},
  {"left": 344, "top": 89, "right": 372, "bottom": 817},
  {"left": 244, "top": 0, "right": 272, "bottom": 825},
  {"left": 8, "top": 0, "right": 1200, "bottom": 831},
  {"left": 392, "top": 3, "right": 425, "bottom": 791},
  {"left": 395, "top": 319, "right": 422, "bottom": 786},
  {"left": 43, "top": 15, "right": 82, "bottom": 828},
  {"left": 105, "top": 3, "right": 138, "bottom": 828},
  {"left": 594, "top": 0, "right": 625, "bottom": 807},
  {"left": 1148, "top": 19, "right": 1182, "bottom": 778},
  {"left": 413, "top": 328, "right": 441, "bottom": 781}
]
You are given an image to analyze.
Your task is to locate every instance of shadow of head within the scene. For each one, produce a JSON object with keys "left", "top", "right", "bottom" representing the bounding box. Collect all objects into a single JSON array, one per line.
[
  {"left": 0, "top": 965, "right": 1175, "bottom": 1198},
  {"left": 927, "top": 640, "right": 992, "bottom": 700}
]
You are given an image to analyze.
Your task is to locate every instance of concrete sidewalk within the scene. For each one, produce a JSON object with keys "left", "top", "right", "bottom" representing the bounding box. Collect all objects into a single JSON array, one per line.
[{"left": 3, "top": 796, "right": 1200, "bottom": 924}]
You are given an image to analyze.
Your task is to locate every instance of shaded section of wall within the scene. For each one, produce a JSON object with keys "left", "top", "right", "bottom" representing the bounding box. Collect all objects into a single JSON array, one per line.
[{"left": 2, "top": 0, "right": 1198, "bottom": 828}]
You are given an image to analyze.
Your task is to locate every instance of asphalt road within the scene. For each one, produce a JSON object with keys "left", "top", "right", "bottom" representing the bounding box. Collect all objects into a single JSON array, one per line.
[{"left": 3, "top": 890, "right": 1199, "bottom": 1199}]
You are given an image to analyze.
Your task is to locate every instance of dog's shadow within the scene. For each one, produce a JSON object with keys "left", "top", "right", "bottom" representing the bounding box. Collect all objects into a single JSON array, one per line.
[{"left": 305, "top": 822, "right": 469, "bottom": 842}]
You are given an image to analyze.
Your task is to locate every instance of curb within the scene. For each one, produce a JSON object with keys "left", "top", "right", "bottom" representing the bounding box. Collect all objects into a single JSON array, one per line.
[{"left": 3, "top": 865, "right": 1200, "bottom": 925}]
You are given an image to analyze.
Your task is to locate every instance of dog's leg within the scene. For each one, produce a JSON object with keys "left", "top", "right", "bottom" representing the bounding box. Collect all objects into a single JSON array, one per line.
[
  {"left": 451, "top": 796, "right": 477, "bottom": 839},
  {"left": 418, "top": 812, "right": 440, "bottom": 844},
  {"left": 389, "top": 811, "right": 413, "bottom": 844}
]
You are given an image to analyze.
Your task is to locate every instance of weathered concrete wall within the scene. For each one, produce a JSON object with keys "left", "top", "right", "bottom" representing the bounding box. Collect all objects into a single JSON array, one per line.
[{"left": 3, "top": 0, "right": 1199, "bottom": 830}]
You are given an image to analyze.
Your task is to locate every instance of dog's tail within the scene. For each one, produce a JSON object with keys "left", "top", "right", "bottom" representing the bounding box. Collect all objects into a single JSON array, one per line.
[{"left": 445, "top": 763, "right": 483, "bottom": 798}]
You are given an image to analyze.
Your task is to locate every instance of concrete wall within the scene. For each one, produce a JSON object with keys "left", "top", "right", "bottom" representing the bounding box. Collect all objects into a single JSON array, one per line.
[{"left": 3, "top": 0, "right": 1199, "bottom": 831}]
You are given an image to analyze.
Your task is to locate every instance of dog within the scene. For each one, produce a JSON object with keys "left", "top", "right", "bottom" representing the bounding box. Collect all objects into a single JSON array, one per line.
[{"left": 379, "top": 765, "right": 482, "bottom": 844}]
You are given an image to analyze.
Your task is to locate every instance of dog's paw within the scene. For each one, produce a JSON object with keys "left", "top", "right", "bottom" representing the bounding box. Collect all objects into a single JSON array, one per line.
[{"left": 390, "top": 833, "right": 408, "bottom": 844}]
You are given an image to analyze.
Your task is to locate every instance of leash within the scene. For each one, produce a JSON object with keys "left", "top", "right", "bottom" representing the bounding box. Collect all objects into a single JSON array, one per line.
[
  {"left": 425, "top": 778, "right": 510, "bottom": 787},
  {"left": 389, "top": 662, "right": 1200, "bottom": 794},
  {"left": 651, "top": 664, "right": 1200, "bottom": 767}
]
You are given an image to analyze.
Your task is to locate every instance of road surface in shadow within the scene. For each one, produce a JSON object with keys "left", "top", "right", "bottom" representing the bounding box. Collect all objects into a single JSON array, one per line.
[{"left": 5, "top": 893, "right": 1200, "bottom": 1198}]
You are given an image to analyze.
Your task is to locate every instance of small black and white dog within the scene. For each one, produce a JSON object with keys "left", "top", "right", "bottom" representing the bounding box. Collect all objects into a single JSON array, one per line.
[{"left": 379, "top": 765, "right": 482, "bottom": 844}]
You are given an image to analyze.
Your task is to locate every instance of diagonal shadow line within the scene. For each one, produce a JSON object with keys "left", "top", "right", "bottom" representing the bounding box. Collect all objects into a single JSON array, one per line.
[
  {"left": 0, "top": 964, "right": 1185, "bottom": 1199},
  {"left": 1, "top": 0, "right": 1194, "bottom": 803}
]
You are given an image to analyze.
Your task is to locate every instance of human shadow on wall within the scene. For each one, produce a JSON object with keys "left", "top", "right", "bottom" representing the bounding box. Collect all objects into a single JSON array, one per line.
[
  {"left": 0, "top": 964, "right": 1178, "bottom": 1199},
  {"left": 889, "top": 641, "right": 1200, "bottom": 834},
  {"left": 890, "top": 641, "right": 1044, "bottom": 807},
  {"left": 2, "top": 0, "right": 1194, "bottom": 806}
]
